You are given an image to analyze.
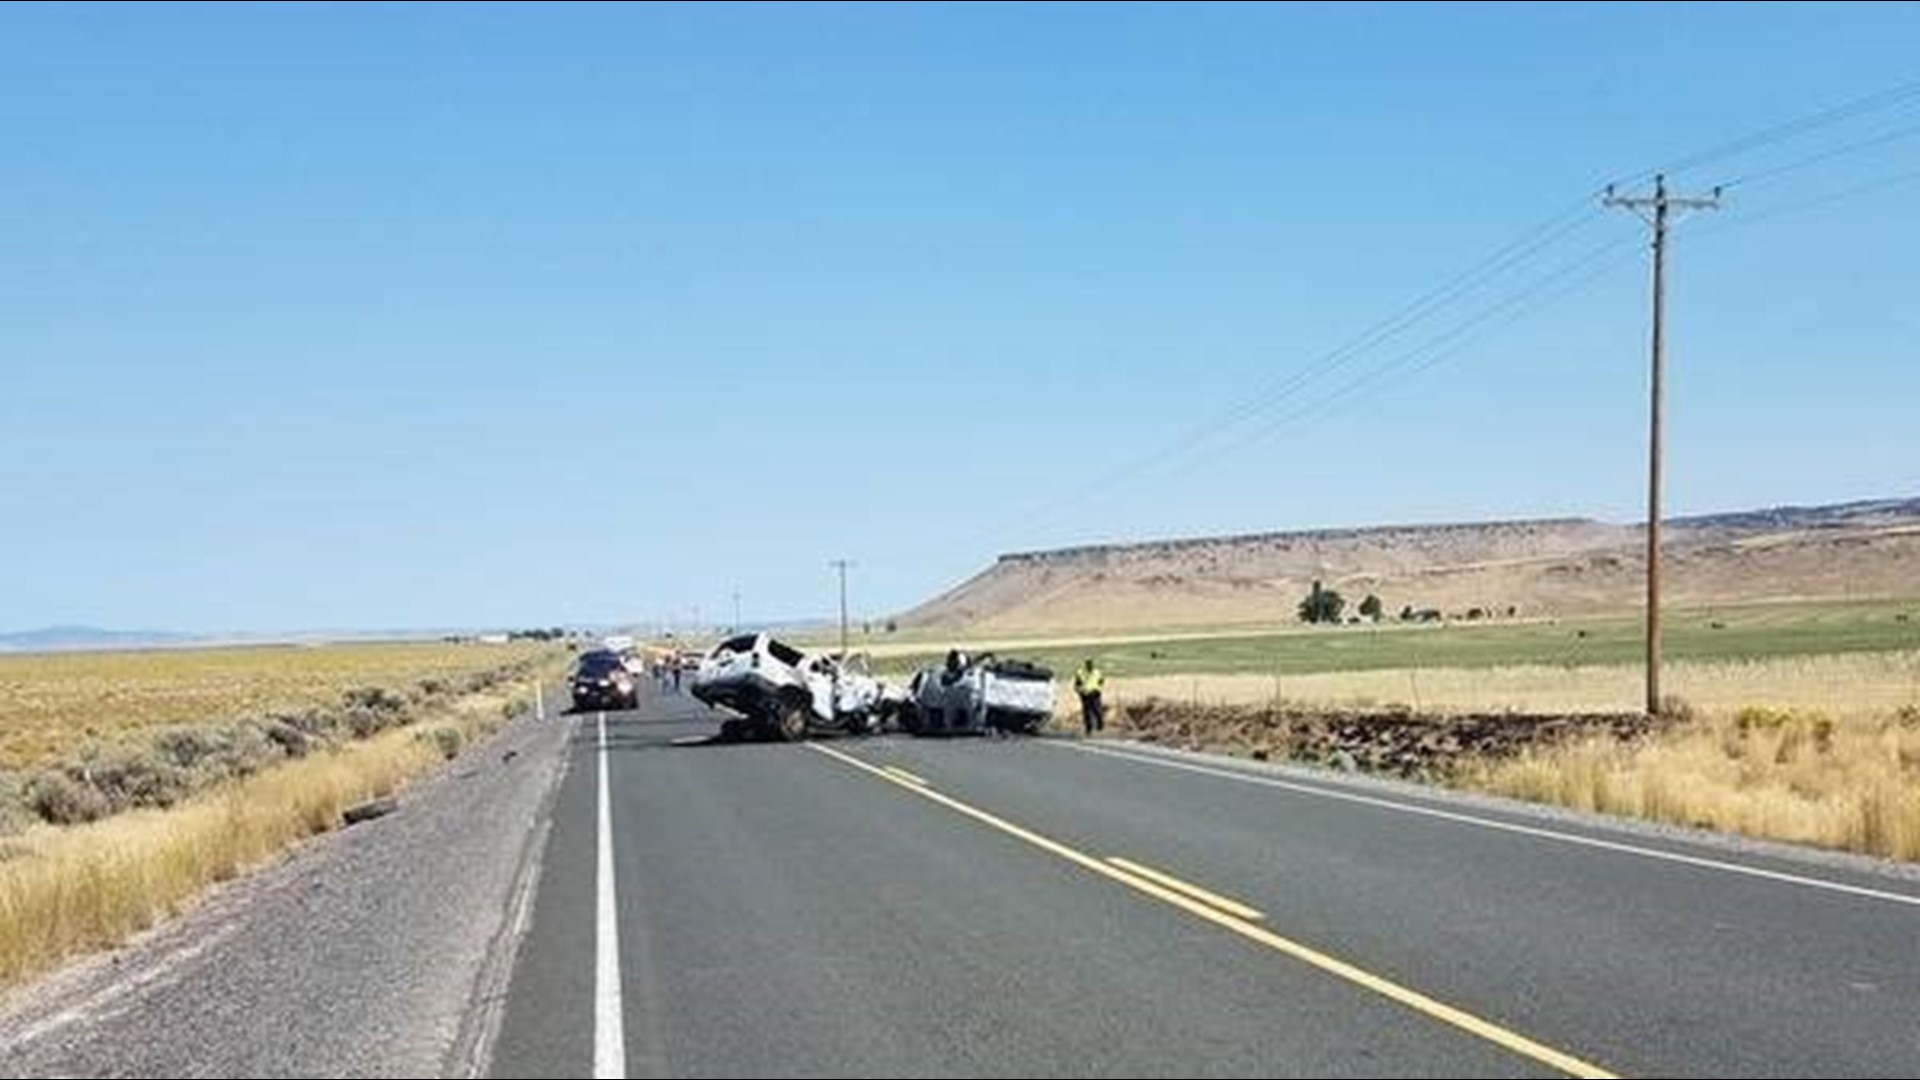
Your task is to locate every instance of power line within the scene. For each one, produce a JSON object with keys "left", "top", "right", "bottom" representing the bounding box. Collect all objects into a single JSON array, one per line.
[
  {"left": 1653, "top": 75, "right": 1920, "bottom": 181},
  {"left": 1720, "top": 117, "right": 1920, "bottom": 190},
  {"left": 979, "top": 201, "right": 1610, "bottom": 548},
  {"left": 1699, "top": 164, "right": 1920, "bottom": 234},
  {"left": 975, "top": 232, "right": 1641, "bottom": 558},
  {"left": 1148, "top": 234, "right": 1644, "bottom": 484},
  {"left": 1271, "top": 244, "right": 1640, "bottom": 433},
  {"left": 946, "top": 74, "right": 1920, "bottom": 566}
]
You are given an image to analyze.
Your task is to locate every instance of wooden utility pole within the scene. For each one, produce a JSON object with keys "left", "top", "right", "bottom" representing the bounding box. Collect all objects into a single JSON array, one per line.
[
  {"left": 829, "top": 560, "right": 853, "bottom": 659},
  {"left": 1605, "top": 174, "right": 1720, "bottom": 716}
]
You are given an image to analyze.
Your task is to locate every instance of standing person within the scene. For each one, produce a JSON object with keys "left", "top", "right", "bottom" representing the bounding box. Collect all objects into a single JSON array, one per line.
[{"left": 1073, "top": 657, "right": 1105, "bottom": 736}]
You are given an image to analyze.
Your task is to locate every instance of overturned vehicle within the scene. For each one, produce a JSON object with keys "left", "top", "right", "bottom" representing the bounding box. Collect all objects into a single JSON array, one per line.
[
  {"left": 691, "top": 633, "right": 901, "bottom": 741},
  {"left": 902, "top": 652, "right": 1055, "bottom": 736}
]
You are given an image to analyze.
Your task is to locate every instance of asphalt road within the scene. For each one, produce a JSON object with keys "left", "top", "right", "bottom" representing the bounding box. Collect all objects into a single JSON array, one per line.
[
  {"left": 6, "top": 682, "right": 1919, "bottom": 1078},
  {"left": 489, "top": 688, "right": 1920, "bottom": 1079}
]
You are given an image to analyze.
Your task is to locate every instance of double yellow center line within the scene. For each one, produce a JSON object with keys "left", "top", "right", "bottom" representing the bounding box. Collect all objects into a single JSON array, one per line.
[{"left": 808, "top": 743, "right": 1618, "bottom": 1080}]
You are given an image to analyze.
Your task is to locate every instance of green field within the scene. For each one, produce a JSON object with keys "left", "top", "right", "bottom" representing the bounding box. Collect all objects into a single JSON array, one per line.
[{"left": 867, "top": 599, "right": 1920, "bottom": 679}]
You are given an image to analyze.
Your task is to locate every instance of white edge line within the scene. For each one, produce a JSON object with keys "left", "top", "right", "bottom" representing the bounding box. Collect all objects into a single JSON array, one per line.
[
  {"left": 594, "top": 711, "right": 627, "bottom": 1079},
  {"left": 1062, "top": 741, "right": 1920, "bottom": 910},
  {"left": 456, "top": 711, "right": 576, "bottom": 1078}
]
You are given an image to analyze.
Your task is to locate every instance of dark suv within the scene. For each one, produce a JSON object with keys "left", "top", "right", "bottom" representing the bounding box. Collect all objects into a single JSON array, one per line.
[{"left": 570, "top": 650, "right": 639, "bottom": 711}]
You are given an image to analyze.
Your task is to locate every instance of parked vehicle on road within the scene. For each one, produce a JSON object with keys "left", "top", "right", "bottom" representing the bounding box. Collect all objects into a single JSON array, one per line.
[
  {"left": 570, "top": 649, "right": 639, "bottom": 711},
  {"left": 902, "top": 651, "right": 1055, "bottom": 736},
  {"left": 691, "top": 633, "right": 900, "bottom": 740}
]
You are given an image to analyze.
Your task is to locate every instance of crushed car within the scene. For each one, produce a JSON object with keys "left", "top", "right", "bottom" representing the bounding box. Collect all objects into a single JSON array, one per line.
[
  {"left": 901, "top": 650, "right": 1055, "bottom": 736},
  {"left": 691, "top": 633, "right": 902, "bottom": 741}
]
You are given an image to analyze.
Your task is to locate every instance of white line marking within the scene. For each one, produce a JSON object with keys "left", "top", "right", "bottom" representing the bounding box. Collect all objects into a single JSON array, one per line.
[
  {"left": 595, "top": 711, "right": 627, "bottom": 1079},
  {"left": 1063, "top": 742, "right": 1920, "bottom": 910}
]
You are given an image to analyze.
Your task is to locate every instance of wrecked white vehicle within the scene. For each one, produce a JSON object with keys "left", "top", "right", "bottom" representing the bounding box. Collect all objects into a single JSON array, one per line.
[
  {"left": 691, "top": 633, "right": 899, "bottom": 741},
  {"left": 902, "top": 652, "right": 1055, "bottom": 736}
]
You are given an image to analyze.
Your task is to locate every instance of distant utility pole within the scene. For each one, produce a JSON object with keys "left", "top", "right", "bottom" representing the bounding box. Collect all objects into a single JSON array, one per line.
[
  {"left": 1605, "top": 173, "right": 1720, "bottom": 717},
  {"left": 731, "top": 590, "right": 742, "bottom": 634},
  {"left": 829, "top": 560, "right": 853, "bottom": 659}
]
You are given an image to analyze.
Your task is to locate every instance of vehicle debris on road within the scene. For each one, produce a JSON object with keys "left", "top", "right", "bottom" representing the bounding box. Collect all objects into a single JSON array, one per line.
[
  {"left": 690, "top": 633, "right": 904, "bottom": 741},
  {"left": 901, "top": 651, "right": 1055, "bottom": 736}
]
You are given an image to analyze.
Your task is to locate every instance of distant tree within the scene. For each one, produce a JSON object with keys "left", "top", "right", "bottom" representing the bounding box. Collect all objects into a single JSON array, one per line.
[
  {"left": 1297, "top": 580, "right": 1346, "bottom": 625},
  {"left": 1505, "top": 606, "right": 1517, "bottom": 619},
  {"left": 1466, "top": 607, "right": 1487, "bottom": 621},
  {"left": 1399, "top": 604, "right": 1415, "bottom": 622},
  {"left": 884, "top": 619, "right": 898, "bottom": 634},
  {"left": 1358, "top": 594, "right": 1384, "bottom": 622}
]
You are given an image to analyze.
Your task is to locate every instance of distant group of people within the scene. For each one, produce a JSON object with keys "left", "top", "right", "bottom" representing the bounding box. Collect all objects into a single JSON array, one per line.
[{"left": 653, "top": 659, "right": 682, "bottom": 693}]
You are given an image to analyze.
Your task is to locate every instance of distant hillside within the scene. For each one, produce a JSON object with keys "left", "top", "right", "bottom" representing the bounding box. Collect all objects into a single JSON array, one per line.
[
  {"left": 897, "top": 497, "right": 1920, "bottom": 633},
  {"left": 1672, "top": 497, "right": 1920, "bottom": 534},
  {"left": 0, "top": 625, "right": 199, "bottom": 653}
]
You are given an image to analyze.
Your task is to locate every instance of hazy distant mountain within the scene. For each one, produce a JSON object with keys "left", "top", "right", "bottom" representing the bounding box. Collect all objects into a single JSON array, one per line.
[{"left": 0, "top": 625, "right": 200, "bottom": 653}]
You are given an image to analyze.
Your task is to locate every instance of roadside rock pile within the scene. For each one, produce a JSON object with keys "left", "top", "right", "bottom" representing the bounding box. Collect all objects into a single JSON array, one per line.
[{"left": 1116, "top": 698, "right": 1664, "bottom": 779}]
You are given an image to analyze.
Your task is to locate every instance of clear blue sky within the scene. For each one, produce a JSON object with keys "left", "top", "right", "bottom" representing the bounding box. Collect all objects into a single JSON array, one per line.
[{"left": 4, "top": 2, "right": 1917, "bottom": 634}]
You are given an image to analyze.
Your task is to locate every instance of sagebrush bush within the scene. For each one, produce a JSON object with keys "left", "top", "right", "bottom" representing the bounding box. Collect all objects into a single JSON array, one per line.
[
  {"left": 424, "top": 726, "right": 464, "bottom": 760},
  {"left": 343, "top": 686, "right": 409, "bottom": 713},
  {"left": 345, "top": 706, "right": 393, "bottom": 739},
  {"left": 264, "top": 719, "right": 310, "bottom": 758},
  {"left": 154, "top": 728, "right": 221, "bottom": 769},
  {"left": 28, "top": 772, "right": 111, "bottom": 825}
]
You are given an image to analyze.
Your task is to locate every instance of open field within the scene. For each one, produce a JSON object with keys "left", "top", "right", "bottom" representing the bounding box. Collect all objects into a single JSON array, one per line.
[
  {"left": 979, "top": 597, "right": 1920, "bottom": 862},
  {"left": 0, "top": 641, "right": 555, "bottom": 770},
  {"left": 865, "top": 599, "right": 1920, "bottom": 684},
  {"left": 0, "top": 680, "right": 538, "bottom": 988},
  {"left": 1101, "top": 651, "right": 1920, "bottom": 720}
]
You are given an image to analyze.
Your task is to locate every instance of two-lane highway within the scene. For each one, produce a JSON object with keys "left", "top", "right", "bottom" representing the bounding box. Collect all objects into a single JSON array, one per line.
[{"left": 489, "top": 687, "right": 1920, "bottom": 1079}]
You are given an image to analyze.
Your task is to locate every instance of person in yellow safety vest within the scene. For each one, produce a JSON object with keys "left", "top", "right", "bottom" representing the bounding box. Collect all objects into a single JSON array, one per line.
[{"left": 1072, "top": 658, "right": 1105, "bottom": 736}]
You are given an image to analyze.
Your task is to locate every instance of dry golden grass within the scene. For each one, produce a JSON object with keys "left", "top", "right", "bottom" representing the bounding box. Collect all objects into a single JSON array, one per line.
[
  {"left": 1098, "top": 651, "right": 1920, "bottom": 861},
  {"left": 1466, "top": 705, "right": 1920, "bottom": 861},
  {"left": 1102, "top": 650, "right": 1920, "bottom": 720},
  {"left": 0, "top": 641, "right": 550, "bottom": 769},
  {"left": 0, "top": 682, "right": 533, "bottom": 988}
]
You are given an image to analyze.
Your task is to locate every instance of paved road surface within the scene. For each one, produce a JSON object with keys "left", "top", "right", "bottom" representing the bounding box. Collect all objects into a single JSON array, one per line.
[
  {"left": 490, "top": 688, "right": 1920, "bottom": 1079},
  {"left": 7, "top": 682, "right": 1920, "bottom": 1078}
]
